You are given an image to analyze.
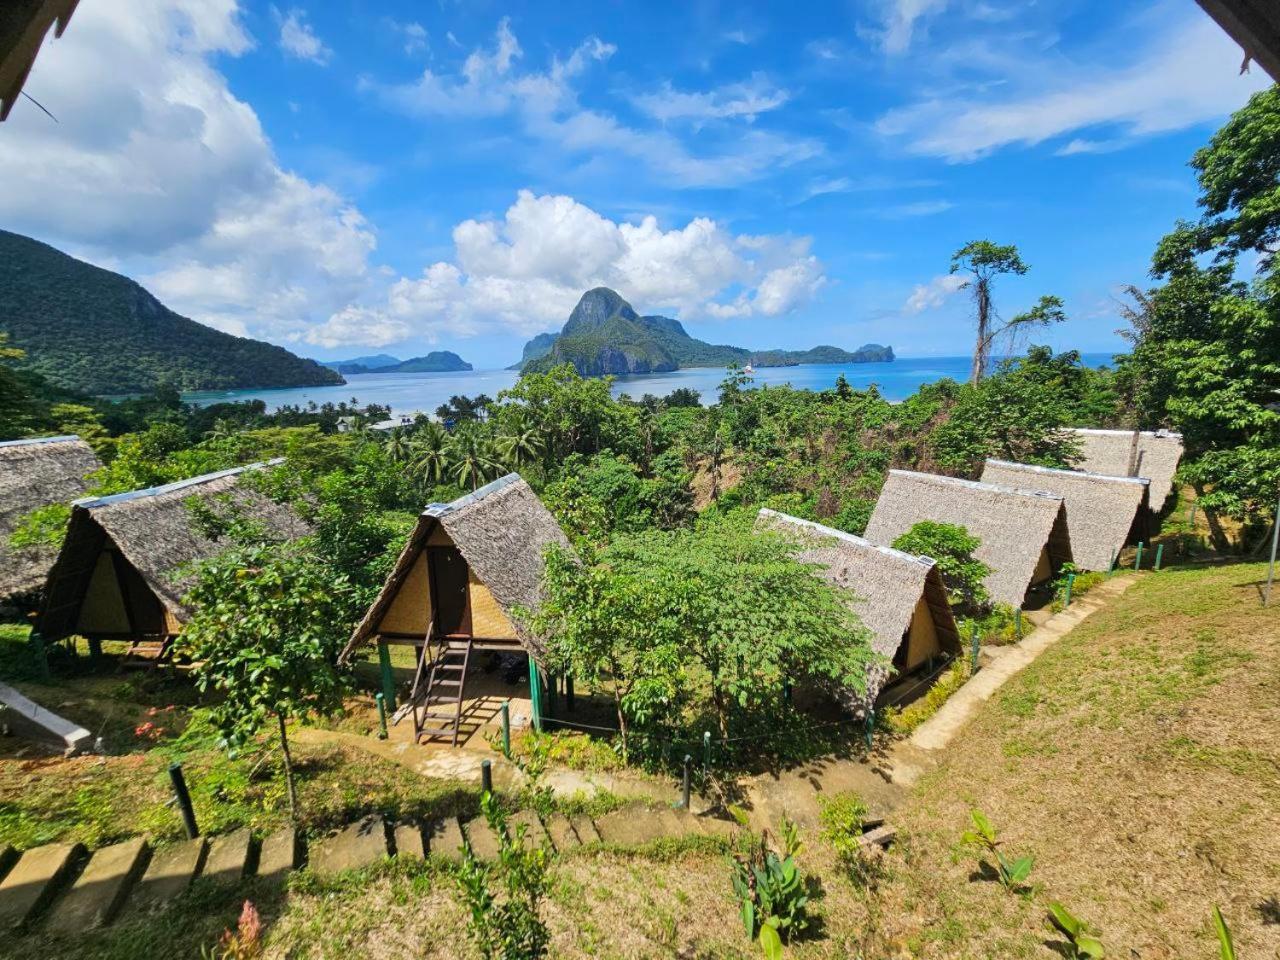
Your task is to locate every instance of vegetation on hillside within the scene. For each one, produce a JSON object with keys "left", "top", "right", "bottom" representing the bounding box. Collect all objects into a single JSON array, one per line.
[{"left": 0, "top": 230, "right": 344, "bottom": 395}]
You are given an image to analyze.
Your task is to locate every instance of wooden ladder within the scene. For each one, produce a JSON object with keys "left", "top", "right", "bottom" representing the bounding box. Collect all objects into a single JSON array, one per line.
[{"left": 412, "top": 636, "right": 473, "bottom": 747}]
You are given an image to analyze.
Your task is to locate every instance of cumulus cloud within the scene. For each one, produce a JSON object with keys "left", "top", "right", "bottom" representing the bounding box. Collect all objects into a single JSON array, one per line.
[
  {"left": 903, "top": 274, "right": 967, "bottom": 314},
  {"left": 275, "top": 6, "right": 331, "bottom": 65},
  {"left": 876, "top": 14, "right": 1269, "bottom": 162},
  {"left": 307, "top": 191, "right": 826, "bottom": 347},
  {"left": 362, "top": 20, "right": 818, "bottom": 188},
  {"left": 873, "top": 0, "right": 949, "bottom": 54},
  {"left": 0, "top": 0, "right": 375, "bottom": 342}
]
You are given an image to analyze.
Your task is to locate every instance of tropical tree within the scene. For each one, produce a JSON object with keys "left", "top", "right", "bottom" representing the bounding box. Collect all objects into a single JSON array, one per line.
[
  {"left": 409, "top": 422, "right": 451, "bottom": 487},
  {"left": 448, "top": 426, "right": 502, "bottom": 491},
  {"left": 383, "top": 428, "right": 411, "bottom": 464},
  {"left": 181, "top": 542, "right": 353, "bottom": 819},
  {"left": 496, "top": 417, "right": 546, "bottom": 472},
  {"left": 950, "top": 241, "right": 1064, "bottom": 383}
]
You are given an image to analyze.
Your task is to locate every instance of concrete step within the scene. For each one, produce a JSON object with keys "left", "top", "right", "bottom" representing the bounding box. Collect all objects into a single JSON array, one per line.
[
  {"left": 507, "top": 810, "right": 550, "bottom": 849},
  {"left": 45, "top": 837, "right": 149, "bottom": 935},
  {"left": 256, "top": 828, "right": 298, "bottom": 884},
  {"left": 392, "top": 822, "right": 425, "bottom": 861},
  {"left": 309, "top": 816, "right": 388, "bottom": 877},
  {"left": 463, "top": 817, "right": 500, "bottom": 860},
  {"left": 0, "top": 841, "right": 84, "bottom": 930},
  {"left": 129, "top": 838, "right": 206, "bottom": 913},
  {"left": 543, "top": 814, "right": 582, "bottom": 852},
  {"left": 689, "top": 813, "right": 739, "bottom": 837},
  {"left": 203, "top": 828, "right": 253, "bottom": 885},
  {"left": 594, "top": 808, "right": 668, "bottom": 846},
  {"left": 571, "top": 815, "right": 602, "bottom": 845},
  {"left": 425, "top": 818, "right": 466, "bottom": 863}
]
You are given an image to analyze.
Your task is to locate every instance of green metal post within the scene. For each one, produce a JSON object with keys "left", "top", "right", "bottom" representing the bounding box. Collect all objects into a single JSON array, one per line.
[
  {"left": 500, "top": 702, "right": 511, "bottom": 757},
  {"left": 1106, "top": 549, "right": 1117, "bottom": 578},
  {"left": 1189, "top": 502, "right": 1197, "bottom": 528},
  {"left": 782, "top": 679, "right": 792, "bottom": 705},
  {"left": 29, "top": 631, "right": 50, "bottom": 683},
  {"left": 528, "top": 659, "right": 542, "bottom": 733},
  {"left": 1015, "top": 609, "right": 1023, "bottom": 640},
  {"left": 702, "top": 730, "right": 712, "bottom": 773},
  {"left": 1135, "top": 542, "right": 1145, "bottom": 571},
  {"left": 969, "top": 624, "right": 980, "bottom": 674},
  {"left": 864, "top": 709, "right": 875, "bottom": 751},
  {"left": 1154, "top": 543, "right": 1164, "bottom": 571},
  {"left": 375, "top": 692, "right": 388, "bottom": 740},
  {"left": 1063, "top": 573, "right": 1074, "bottom": 609},
  {"left": 377, "top": 641, "right": 396, "bottom": 711}
]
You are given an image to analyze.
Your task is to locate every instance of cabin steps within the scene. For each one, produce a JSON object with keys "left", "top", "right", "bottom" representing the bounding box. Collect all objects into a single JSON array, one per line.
[{"left": 411, "top": 635, "right": 474, "bottom": 746}]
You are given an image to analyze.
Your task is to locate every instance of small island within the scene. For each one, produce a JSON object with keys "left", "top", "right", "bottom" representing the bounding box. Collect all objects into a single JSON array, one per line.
[
  {"left": 516, "top": 288, "right": 892, "bottom": 376},
  {"left": 321, "top": 351, "right": 473, "bottom": 374}
]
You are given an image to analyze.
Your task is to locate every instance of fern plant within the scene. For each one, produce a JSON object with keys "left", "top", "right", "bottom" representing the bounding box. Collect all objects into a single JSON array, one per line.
[
  {"left": 960, "top": 809, "right": 1034, "bottom": 892},
  {"left": 1048, "top": 902, "right": 1105, "bottom": 959}
]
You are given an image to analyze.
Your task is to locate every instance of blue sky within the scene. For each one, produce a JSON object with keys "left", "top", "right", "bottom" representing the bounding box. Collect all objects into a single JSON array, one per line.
[{"left": 1, "top": 0, "right": 1269, "bottom": 368}]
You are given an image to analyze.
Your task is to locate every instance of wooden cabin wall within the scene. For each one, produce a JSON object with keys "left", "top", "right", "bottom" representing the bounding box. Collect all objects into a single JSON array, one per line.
[
  {"left": 76, "top": 551, "right": 129, "bottom": 634},
  {"left": 902, "top": 595, "right": 944, "bottom": 670},
  {"left": 468, "top": 571, "right": 519, "bottom": 640},
  {"left": 378, "top": 549, "right": 432, "bottom": 636}
]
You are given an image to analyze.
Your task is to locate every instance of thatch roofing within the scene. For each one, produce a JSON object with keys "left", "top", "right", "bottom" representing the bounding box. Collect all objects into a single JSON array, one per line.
[
  {"left": 1, "top": 0, "right": 79, "bottom": 121},
  {"left": 864, "top": 469, "right": 1073, "bottom": 608},
  {"left": 37, "top": 461, "right": 309, "bottom": 640},
  {"left": 757, "top": 509, "right": 959, "bottom": 704},
  {"left": 342, "top": 474, "right": 571, "bottom": 662},
  {"left": 1066, "top": 428, "right": 1184, "bottom": 512},
  {"left": 0, "top": 435, "right": 100, "bottom": 601},
  {"left": 981, "top": 460, "right": 1149, "bottom": 572},
  {"left": 1196, "top": 0, "right": 1280, "bottom": 80}
]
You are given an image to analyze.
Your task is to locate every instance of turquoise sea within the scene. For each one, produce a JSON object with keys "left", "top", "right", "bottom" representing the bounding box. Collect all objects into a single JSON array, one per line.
[{"left": 183, "top": 353, "right": 1119, "bottom": 416}]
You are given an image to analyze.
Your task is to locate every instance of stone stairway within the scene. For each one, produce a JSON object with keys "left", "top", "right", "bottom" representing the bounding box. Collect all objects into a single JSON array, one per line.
[{"left": 0, "top": 805, "right": 738, "bottom": 938}]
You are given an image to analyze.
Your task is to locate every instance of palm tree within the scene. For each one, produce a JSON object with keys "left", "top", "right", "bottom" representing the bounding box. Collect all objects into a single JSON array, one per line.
[
  {"left": 495, "top": 420, "right": 545, "bottom": 471},
  {"left": 448, "top": 429, "right": 501, "bottom": 491},
  {"left": 408, "top": 423, "right": 450, "bottom": 488},
  {"left": 206, "top": 418, "right": 237, "bottom": 441},
  {"left": 383, "top": 428, "right": 410, "bottom": 464}
]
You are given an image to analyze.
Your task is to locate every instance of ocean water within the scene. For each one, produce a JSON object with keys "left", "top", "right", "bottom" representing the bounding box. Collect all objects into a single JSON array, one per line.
[{"left": 183, "top": 353, "right": 1119, "bottom": 416}]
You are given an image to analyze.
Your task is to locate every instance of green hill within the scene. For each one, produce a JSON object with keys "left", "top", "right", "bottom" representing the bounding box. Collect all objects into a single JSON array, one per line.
[
  {"left": 0, "top": 230, "right": 345, "bottom": 395},
  {"left": 519, "top": 288, "right": 893, "bottom": 375},
  {"left": 384, "top": 351, "right": 472, "bottom": 373}
]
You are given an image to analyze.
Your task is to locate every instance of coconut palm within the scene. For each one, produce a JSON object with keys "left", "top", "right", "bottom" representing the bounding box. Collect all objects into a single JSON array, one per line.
[
  {"left": 408, "top": 423, "right": 450, "bottom": 487},
  {"left": 448, "top": 428, "right": 502, "bottom": 491},
  {"left": 383, "top": 428, "right": 411, "bottom": 463},
  {"left": 495, "top": 420, "right": 546, "bottom": 471}
]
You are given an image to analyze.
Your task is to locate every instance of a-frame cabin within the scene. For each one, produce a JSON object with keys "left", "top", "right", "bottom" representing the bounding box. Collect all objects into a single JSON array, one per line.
[{"left": 341, "top": 474, "right": 571, "bottom": 746}]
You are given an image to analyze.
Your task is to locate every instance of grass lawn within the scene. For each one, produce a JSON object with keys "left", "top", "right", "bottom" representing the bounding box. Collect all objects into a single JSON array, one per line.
[{"left": 4, "top": 561, "right": 1277, "bottom": 958}]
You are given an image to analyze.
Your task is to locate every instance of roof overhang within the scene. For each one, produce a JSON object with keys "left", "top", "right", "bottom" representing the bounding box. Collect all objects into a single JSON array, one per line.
[
  {"left": 0, "top": 0, "right": 79, "bottom": 121},
  {"left": 1196, "top": 0, "right": 1280, "bottom": 80}
]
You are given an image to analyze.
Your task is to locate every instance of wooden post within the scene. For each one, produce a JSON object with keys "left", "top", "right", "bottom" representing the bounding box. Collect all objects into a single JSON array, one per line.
[
  {"left": 565, "top": 674, "right": 575, "bottom": 712},
  {"left": 528, "top": 658, "right": 542, "bottom": 733},
  {"left": 377, "top": 640, "right": 396, "bottom": 711},
  {"left": 29, "top": 631, "right": 51, "bottom": 683},
  {"left": 168, "top": 764, "right": 199, "bottom": 839},
  {"left": 1265, "top": 490, "right": 1280, "bottom": 607},
  {"left": 375, "top": 693, "right": 388, "bottom": 740}
]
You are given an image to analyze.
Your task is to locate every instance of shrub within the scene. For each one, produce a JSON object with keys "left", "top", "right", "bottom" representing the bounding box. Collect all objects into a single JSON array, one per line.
[
  {"left": 817, "top": 791, "right": 869, "bottom": 864},
  {"left": 882, "top": 659, "right": 972, "bottom": 734},
  {"left": 455, "top": 792, "right": 551, "bottom": 960},
  {"left": 892, "top": 520, "right": 991, "bottom": 613},
  {"left": 731, "top": 820, "right": 811, "bottom": 959}
]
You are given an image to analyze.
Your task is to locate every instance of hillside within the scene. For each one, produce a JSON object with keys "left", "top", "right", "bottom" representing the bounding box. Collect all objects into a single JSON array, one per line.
[
  {"left": 323, "top": 351, "right": 472, "bottom": 374},
  {"left": 321, "top": 354, "right": 402, "bottom": 374},
  {"left": 519, "top": 288, "right": 893, "bottom": 375},
  {"left": 0, "top": 230, "right": 344, "bottom": 395}
]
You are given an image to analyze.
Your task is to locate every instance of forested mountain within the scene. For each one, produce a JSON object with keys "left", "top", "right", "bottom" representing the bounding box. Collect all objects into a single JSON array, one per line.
[
  {"left": 518, "top": 288, "right": 893, "bottom": 375},
  {"left": 0, "top": 230, "right": 344, "bottom": 395},
  {"left": 321, "top": 351, "right": 472, "bottom": 373}
]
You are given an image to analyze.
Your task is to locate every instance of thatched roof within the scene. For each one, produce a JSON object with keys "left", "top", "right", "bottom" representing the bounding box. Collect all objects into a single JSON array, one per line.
[
  {"left": 38, "top": 461, "right": 309, "bottom": 640},
  {"left": 864, "top": 470, "right": 1073, "bottom": 608},
  {"left": 1196, "top": 0, "right": 1280, "bottom": 80},
  {"left": 981, "top": 460, "right": 1149, "bottom": 572},
  {"left": 757, "top": 509, "right": 959, "bottom": 704},
  {"left": 1066, "top": 428, "right": 1184, "bottom": 512},
  {"left": 0, "top": 435, "right": 100, "bottom": 601},
  {"left": 1, "top": 0, "right": 79, "bottom": 121},
  {"left": 342, "top": 474, "right": 571, "bottom": 662}
]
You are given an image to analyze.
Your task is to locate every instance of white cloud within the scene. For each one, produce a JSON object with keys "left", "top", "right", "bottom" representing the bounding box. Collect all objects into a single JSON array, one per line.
[
  {"left": 903, "top": 274, "right": 966, "bottom": 314},
  {"left": 1055, "top": 137, "right": 1129, "bottom": 156},
  {"left": 881, "top": 199, "right": 953, "bottom": 218},
  {"left": 363, "top": 20, "right": 818, "bottom": 188},
  {"left": 632, "top": 73, "right": 789, "bottom": 124},
  {"left": 874, "top": 0, "right": 949, "bottom": 55},
  {"left": 309, "top": 190, "right": 827, "bottom": 346},
  {"left": 876, "top": 15, "right": 1269, "bottom": 162},
  {"left": 0, "top": 0, "right": 375, "bottom": 343},
  {"left": 393, "top": 20, "right": 428, "bottom": 55},
  {"left": 275, "top": 6, "right": 331, "bottom": 65}
]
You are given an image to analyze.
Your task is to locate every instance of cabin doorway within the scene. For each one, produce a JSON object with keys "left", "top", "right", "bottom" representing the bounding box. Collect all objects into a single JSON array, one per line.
[{"left": 427, "top": 546, "right": 471, "bottom": 637}]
